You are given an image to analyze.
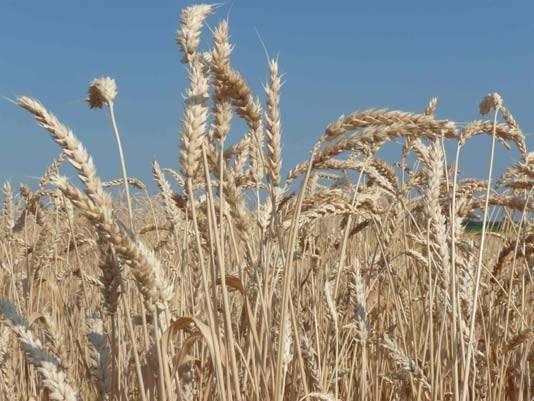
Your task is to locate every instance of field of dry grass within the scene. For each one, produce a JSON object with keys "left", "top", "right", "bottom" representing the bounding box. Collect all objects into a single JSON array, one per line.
[{"left": 0, "top": 4, "right": 533, "bottom": 401}]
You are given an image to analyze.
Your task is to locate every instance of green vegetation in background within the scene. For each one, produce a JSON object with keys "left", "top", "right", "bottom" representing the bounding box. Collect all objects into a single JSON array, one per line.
[{"left": 463, "top": 218, "right": 503, "bottom": 233}]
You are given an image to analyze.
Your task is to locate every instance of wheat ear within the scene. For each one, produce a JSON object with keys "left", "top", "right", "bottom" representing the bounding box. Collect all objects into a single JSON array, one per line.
[
  {"left": 177, "top": 4, "right": 214, "bottom": 63},
  {"left": 51, "top": 176, "right": 172, "bottom": 311},
  {"left": 86, "top": 315, "right": 112, "bottom": 400},
  {"left": 265, "top": 58, "right": 282, "bottom": 187},
  {"left": 17, "top": 96, "right": 112, "bottom": 217},
  {"left": 102, "top": 177, "right": 145, "bottom": 190},
  {"left": 180, "top": 57, "right": 210, "bottom": 181},
  {"left": 1, "top": 182, "right": 14, "bottom": 239},
  {"left": 0, "top": 300, "right": 78, "bottom": 401}
]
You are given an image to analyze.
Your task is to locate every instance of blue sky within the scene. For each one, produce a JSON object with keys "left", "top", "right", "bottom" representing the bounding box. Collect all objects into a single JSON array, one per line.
[{"left": 1, "top": 0, "right": 533, "bottom": 191}]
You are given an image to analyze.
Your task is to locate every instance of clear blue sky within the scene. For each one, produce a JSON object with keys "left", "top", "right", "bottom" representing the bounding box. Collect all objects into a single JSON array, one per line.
[{"left": 1, "top": 0, "right": 533, "bottom": 191}]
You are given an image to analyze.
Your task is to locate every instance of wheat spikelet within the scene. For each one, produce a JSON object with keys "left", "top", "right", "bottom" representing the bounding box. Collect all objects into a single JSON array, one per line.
[
  {"left": 96, "top": 240, "right": 122, "bottom": 315},
  {"left": 222, "top": 66, "right": 262, "bottom": 130},
  {"left": 152, "top": 161, "right": 183, "bottom": 230},
  {"left": 32, "top": 314, "right": 70, "bottom": 373},
  {"left": 248, "top": 119, "right": 265, "bottom": 183},
  {"left": 295, "top": 188, "right": 384, "bottom": 225},
  {"left": 499, "top": 179, "right": 534, "bottom": 191},
  {"left": 177, "top": 4, "right": 214, "bottom": 63},
  {"left": 51, "top": 176, "right": 172, "bottom": 311},
  {"left": 180, "top": 57, "right": 210, "bottom": 181},
  {"left": 265, "top": 59, "right": 282, "bottom": 187},
  {"left": 321, "top": 109, "right": 455, "bottom": 143},
  {"left": 381, "top": 333, "right": 430, "bottom": 389},
  {"left": 0, "top": 300, "right": 78, "bottom": 401},
  {"left": 2, "top": 182, "right": 14, "bottom": 239},
  {"left": 223, "top": 133, "right": 250, "bottom": 163},
  {"left": 350, "top": 260, "right": 369, "bottom": 343},
  {"left": 0, "top": 326, "right": 11, "bottom": 391},
  {"left": 458, "top": 254, "right": 475, "bottom": 320},
  {"left": 212, "top": 99, "right": 233, "bottom": 143},
  {"left": 12, "top": 184, "right": 47, "bottom": 232},
  {"left": 17, "top": 96, "right": 112, "bottom": 217},
  {"left": 287, "top": 156, "right": 392, "bottom": 190},
  {"left": 459, "top": 195, "right": 534, "bottom": 216},
  {"left": 425, "top": 141, "right": 451, "bottom": 293},
  {"left": 211, "top": 20, "right": 233, "bottom": 76},
  {"left": 424, "top": 97, "right": 438, "bottom": 116},
  {"left": 31, "top": 222, "right": 53, "bottom": 282},
  {"left": 299, "top": 322, "right": 321, "bottom": 392},
  {"left": 492, "top": 232, "right": 534, "bottom": 280},
  {"left": 222, "top": 170, "right": 253, "bottom": 240},
  {"left": 210, "top": 19, "right": 234, "bottom": 143},
  {"left": 287, "top": 118, "right": 457, "bottom": 184},
  {"left": 15, "top": 97, "right": 162, "bottom": 310},
  {"left": 460, "top": 120, "right": 527, "bottom": 160},
  {"left": 505, "top": 328, "right": 533, "bottom": 352},
  {"left": 324, "top": 278, "right": 339, "bottom": 327},
  {"left": 232, "top": 134, "right": 253, "bottom": 176},
  {"left": 86, "top": 315, "right": 111, "bottom": 400},
  {"left": 210, "top": 21, "right": 262, "bottom": 134},
  {"left": 161, "top": 167, "right": 186, "bottom": 190},
  {"left": 500, "top": 105, "right": 518, "bottom": 129},
  {"left": 102, "top": 177, "right": 145, "bottom": 190},
  {"left": 497, "top": 153, "right": 534, "bottom": 189},
  {"left": 356, "top": 120, "right": 457, "bottom": 147},
  {"left": 280, "top": 311, "right": 294, "bottom": 376},
  {"left": 38, "top": 154, "right": 65, "bottom": 195},
  {"left": 455, "top": 179, "right": 488, "bottom": 198},
  {"left": 368, "top": 159, "right": 399, "bottom": 195},
  {"left": 402, "top": 137, "right": 431, "bottom": 170}
]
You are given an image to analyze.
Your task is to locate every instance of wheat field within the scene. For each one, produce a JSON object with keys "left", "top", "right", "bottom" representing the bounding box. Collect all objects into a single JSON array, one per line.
[{"left": 0, "top": 4, "right": 533, "bottom": 401}]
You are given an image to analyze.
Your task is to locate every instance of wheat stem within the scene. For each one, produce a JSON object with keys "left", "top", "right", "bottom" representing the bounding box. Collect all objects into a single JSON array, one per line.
[
  {"left": 108, "top": 102, "right": 134, "bottom": 230},
  {"left": 460, "top": 104, "right": 500, "bottom": 401}
]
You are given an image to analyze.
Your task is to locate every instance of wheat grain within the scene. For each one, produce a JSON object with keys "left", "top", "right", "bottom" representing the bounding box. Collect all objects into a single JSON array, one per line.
[{"left": 180, "top": 57, "right": 210, "bottom": 181}]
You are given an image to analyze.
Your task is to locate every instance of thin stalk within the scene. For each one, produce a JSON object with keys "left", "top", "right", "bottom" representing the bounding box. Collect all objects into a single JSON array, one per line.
[
  {"left": 450, "top": 142, "right": 462, "bottom": 401},
  {"left": 108, "top": 101, "right": 134, "bottom": 230},
  {"left": 121, "top": 296, "right": 147, "bottom": 401},
  {"left": 460, "top": 106, "right": 500, "bottom": 401},
  {"left": 110, "top": 317, "right": 117, "bottom": 401},
  {"left": 202, "top": 145, "right": 242, "bottom": 401},
  {"left": 333, "top": 155, "right": 372, "bottom": 297},
  {"left": 274, "top": 145, "right": 317, "bottom": 401},
  {"left": 152, "top": 312, "right": 167, "bottom": 401},
  {"left": 496, "top": 188, "right": 532, "bottom": 399},
  {"left": 186, "top": 178, "right": 228, "bottom": 401}
]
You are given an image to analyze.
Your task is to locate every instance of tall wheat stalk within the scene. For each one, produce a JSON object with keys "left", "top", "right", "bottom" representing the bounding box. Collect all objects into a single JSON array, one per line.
[
  {"left": 461, "top": 93, "right": 501, "bottom": 401},
  {"left": 88, "top": 77, "right": 135, "bottom": 230}
]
